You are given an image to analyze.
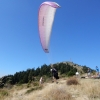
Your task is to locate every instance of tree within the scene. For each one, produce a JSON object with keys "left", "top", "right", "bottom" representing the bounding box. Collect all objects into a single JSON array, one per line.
[{"left": 34, "top": 67, "right": 40, "bottom": 76}]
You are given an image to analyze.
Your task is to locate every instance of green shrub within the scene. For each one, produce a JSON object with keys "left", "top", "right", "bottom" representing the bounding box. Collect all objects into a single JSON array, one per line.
[
  {"left": 25, "top": 86, "right": 42, "bottom": 94},
  {"left": 0, "top": 89, "right": 8, "bottom": 98},
  {"left": 67, "top": 71, "right": 75, "bottom": 77},
  {"left": 33, "top": 82, "right": 39, "bottom": 86}
]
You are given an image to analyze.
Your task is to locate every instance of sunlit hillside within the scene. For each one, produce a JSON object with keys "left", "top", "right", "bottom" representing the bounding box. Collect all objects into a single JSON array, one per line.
[
  {"left": 0, "top": 77, "right": 100, "bottom": 100},
  {"left": 0, "top": 61, "right": 98, "bottom": 100}
]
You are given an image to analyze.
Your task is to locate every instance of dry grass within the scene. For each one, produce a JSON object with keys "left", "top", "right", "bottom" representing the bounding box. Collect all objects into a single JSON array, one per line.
[
  {"left": 79, "top": 79, "right": 100, "bottom": 99},
  {"left": 1, "top": 78, "right": 100, "bottom": 100},
  {"left": 42, "top": 85, "right": 73, "bottom": 100},
  {"left": 0, "top": 89, "right": 8, "bottom": 100},
  {"left": 68, "top": 79, "right": 100, "bottom": 100},
  {"left": 29, "top": 83, "right": 74, "bottom": 100}
]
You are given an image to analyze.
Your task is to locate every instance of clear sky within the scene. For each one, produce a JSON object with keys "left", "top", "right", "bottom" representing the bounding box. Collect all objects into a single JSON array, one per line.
[{"left": 0, "top": 0, "right": 100, "bottom": 77}]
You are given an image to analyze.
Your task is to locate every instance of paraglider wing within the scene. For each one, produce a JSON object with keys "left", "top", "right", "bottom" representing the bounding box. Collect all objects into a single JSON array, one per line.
[{"left": 38, "top": 1, "right": 60, "bottom": 53}]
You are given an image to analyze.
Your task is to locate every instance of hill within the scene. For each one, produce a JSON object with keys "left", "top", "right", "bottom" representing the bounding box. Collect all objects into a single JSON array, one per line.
[{"left": 0, "top": 61, "right": 95, "bottom": 88}]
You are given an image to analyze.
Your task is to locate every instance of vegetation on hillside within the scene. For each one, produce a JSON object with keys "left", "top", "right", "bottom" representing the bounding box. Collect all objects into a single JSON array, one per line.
[{"left": 0, "top": 62, "right": 94, "bottom": 88}]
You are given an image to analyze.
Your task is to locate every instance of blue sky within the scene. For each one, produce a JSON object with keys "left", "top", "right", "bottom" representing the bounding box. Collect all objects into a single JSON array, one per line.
[{"left": 0, "top": 0, "right": 100, "bottom": 77}]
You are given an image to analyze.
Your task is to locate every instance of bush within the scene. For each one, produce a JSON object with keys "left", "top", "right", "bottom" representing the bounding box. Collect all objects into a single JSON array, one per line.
[
  {"left": 67, "top": 71, "right": 75, "bottom": 77},
  {"left": 25, "top": 86, "right": 43, "bottom": 94},
  {"left": 27, "top": 83, "right": 31, "bottom": 88},
  {"left": 0, "top": 89, "right": 8, "bottom": 99},
  {"left": 67, "top": 77, "right": 79, "bottom": 85},
  {"left": 33, "top": 82, "right": 39, "bottom": 86}
]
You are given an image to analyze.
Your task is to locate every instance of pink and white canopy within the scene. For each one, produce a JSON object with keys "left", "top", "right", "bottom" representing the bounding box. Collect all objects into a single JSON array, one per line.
[{"left": 38, "top": 1, "right": 60, "bottom": 53}]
